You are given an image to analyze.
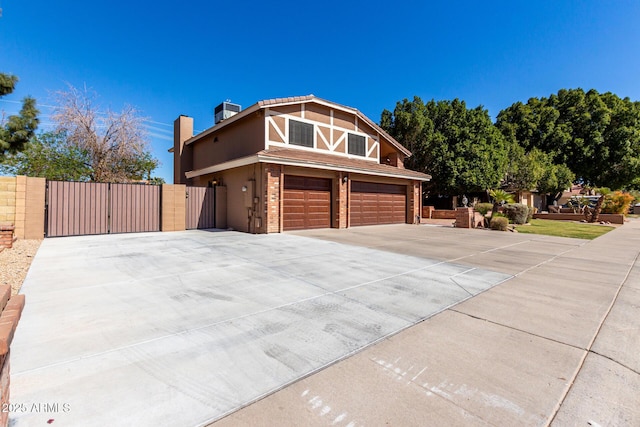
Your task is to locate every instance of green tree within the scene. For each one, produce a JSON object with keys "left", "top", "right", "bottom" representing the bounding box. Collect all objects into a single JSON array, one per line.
[
  {"left": 381, "top": 97, "right": 509, "bottom": 196},
  {"left": 504, "top": 145, "right": 574, "bottom": 207},
  {"left": 148, "top": 177, "right": 166, "bottom": 185},
  {"left": 497, "top": 88, "right": 640, "bottom": 189},
  {"left": 0, "top": 131, "right": 92, "bottom": 181},
  {"left": 0, "top": 73, "right": 39, "bottom": 158},
  {"left": 497, "top": 88, "right": 640, "bottom": 220}
]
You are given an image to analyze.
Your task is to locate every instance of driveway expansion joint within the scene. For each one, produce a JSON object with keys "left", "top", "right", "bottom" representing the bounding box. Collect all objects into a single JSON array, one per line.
[
  {"left": 588, "top": 350, "right": 640, "bottom": 376},
  {"left": 448, "top": 308, "right": 587, "bottom": 352},
  {"left": 547, "top": 246, "right": 640, "bottom": 426}
]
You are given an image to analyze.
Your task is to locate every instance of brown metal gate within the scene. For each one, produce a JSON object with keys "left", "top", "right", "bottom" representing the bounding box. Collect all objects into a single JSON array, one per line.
[
  {"left": 46, "top": 181, "right": 160, "bottom": 237},
  {"left": 185, "top": 186, "right": 216, "bottom": 229},
  {"left": 110, "top": 183, "right": 160, "bottom": 233}
]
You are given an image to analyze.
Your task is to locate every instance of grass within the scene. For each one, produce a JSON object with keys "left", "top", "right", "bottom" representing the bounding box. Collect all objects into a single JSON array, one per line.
[{"left": 514, "top": 219, "right": 615, "bottom": 240}]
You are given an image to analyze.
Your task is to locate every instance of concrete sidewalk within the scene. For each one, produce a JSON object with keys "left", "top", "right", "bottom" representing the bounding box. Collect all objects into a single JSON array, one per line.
[{"left": 213, "top": 220, "right": 640, "bottom": 426}]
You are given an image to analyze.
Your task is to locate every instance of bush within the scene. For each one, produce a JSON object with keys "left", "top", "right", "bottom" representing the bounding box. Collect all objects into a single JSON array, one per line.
[
  {"left": 502, "top": 203, "right": 529, "bottom": 224},
  {"left": 526, "top": 206, "right": 535, "bottom": 223},
  {"left": 474, "top": 203, "right": 493, "bottom": 216},
  {"left": 602, "top": 191, "right": 635, "bottom": 215},
  {"left": 490, "top": 216, "right": 509, "bottom": 231}
]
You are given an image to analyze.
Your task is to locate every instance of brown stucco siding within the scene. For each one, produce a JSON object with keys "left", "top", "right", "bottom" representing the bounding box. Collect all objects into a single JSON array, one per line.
[
  {"left": 333, "top": 110, "right": 355, "bottom": 131},
  {"left": 379, "top": 139, "right": 406, "bottom": 165},
  {"left": 269, "top": 121, "right": 285, "bottom": 143},
  {"left": 304, "top": 103, "right": 331, "bottom": 124},
  {"left": 317, "top": 126, "right": 331, "bottom": 151},
  {"left": 270, "top": 105, "right": 302, "bottom": 117},
  {"left": 367, "top": 142, "right": 378, "bottom": 159},
  {"left": 191, "top": 114, "right": 264, "bottom": 171},
  {"left": 213, "top": 166, "right": 251, "bottom": 233},
  {"left": 356, "top": 120, "right": 376, "bottom": 137}
]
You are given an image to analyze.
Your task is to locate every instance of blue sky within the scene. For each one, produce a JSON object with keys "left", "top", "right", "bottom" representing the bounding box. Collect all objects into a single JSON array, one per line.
[{"left": 1, "top": 0, "right": 639, "bottom": 183}]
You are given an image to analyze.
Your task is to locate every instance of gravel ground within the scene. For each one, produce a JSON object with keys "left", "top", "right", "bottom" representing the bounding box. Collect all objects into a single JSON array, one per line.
[{"left": 0, "top": 239, "right": 42, "bottom": 296}]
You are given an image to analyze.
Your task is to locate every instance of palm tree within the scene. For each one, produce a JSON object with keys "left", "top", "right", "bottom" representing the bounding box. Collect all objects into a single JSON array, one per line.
[{"left": 489, "top": 189, "right": 515, "bottom": 214}]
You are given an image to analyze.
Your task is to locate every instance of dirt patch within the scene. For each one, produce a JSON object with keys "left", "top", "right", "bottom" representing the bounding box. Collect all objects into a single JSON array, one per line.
[{"left": 0, "top": 239, "right": 42, "bottom": 295}]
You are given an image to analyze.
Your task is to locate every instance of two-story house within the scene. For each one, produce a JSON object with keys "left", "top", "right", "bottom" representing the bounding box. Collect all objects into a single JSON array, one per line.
[{"left": 173, "top": 95, "right": 431, "bottom": 233}]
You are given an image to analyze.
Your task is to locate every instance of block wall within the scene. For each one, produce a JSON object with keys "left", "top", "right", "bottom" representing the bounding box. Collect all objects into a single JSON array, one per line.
[
  {"left": 21, "top": 177, "right": 45, "bottom": 240},
  {"left": 0, "top": 177, "right": 16, "bottom": 225}
]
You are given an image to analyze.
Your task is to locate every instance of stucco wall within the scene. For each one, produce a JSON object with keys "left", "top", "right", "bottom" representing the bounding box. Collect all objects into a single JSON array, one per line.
[{"left": 191, "top": 114, "right": 265, "bottom": 172}]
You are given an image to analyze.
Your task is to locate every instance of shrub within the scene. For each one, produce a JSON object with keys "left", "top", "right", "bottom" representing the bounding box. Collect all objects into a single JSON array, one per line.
[
  {"left": 474, "top": 203, "right": 493, "bottom": 216},
  {"left": 526, "top": 206, "right": 535, "bottom": 223},
  {"left": 602, "top": 191, "right": 634, "bottom": 215},
  {"left": 490, "top": 216, "right": 509, "bottom": 231},
  {"left": 502, "top": 203, "right": 529, "bottom": 224}
]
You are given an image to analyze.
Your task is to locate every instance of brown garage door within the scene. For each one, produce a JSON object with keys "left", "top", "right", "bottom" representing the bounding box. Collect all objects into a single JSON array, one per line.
[
  {"left": 283, "top": 176, "right": 332, "bottom": 231},
  {"left": 351, "top": 181, "right": 406, "bottom": 226}
]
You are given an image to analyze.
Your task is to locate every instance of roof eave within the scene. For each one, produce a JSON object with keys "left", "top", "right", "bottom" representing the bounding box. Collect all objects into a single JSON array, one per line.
[
  {"left": 184, "top": 152, "right": 431, "bottom": 182},
  {"left": 256, "top": 153, "right": 431, "bottom": 181}
]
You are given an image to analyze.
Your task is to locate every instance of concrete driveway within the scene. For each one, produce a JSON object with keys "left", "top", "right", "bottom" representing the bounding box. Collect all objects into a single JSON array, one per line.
[{"left": 10, "top": 227, "right": 517, "bottom": 426}]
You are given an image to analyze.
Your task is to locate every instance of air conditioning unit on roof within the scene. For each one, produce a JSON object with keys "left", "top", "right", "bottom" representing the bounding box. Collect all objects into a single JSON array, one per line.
[{"left": 214, "top": 101, "right": 241, "bottom": 124}]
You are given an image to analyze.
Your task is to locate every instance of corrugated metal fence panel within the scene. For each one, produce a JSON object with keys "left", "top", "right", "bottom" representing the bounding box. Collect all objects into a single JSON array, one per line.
[
  {"left": 46, "top": 181, "right": 109, "bottom": 237},
  {"left": 186, "top": 186, "right": 216, "bottom": 229},
  {"left": 110, "top": 183, "right": 160, "bottom": 233}
]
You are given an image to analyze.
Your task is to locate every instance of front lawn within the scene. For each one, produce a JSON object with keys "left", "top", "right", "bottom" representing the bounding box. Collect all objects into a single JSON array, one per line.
[{"left": 514, "top": 219, "right": 615, "bottom": 240}]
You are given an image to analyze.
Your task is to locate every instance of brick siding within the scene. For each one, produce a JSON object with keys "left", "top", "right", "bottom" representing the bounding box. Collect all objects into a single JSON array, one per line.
[
  {"left": 265, "top": 164, "right": 283, "bottom": 233},
  {"left": 0, "top": 286, "right": 26, "bottom": 427}
]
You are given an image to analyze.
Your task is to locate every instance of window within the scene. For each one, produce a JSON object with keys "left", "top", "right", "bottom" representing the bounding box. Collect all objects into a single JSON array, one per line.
[
  {"left": 348, "top": 133, "right": 366, "bottom": 156},
  {"left": 289, "top": 120, "right": 314, "bottom": 148}
]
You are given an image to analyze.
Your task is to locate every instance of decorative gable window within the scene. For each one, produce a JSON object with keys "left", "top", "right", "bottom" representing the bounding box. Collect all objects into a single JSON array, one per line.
[
  {"left": 289, "top": 120, "right": 314, "bottom": 148},
  {"left": 348, "top": 133, "right": 366, "bottom": 156}
]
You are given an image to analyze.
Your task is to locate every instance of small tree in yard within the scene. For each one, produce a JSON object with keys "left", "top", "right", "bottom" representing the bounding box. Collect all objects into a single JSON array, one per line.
[
  {"left": 489, "top": 189, "right": 515, "bottom": 214},
  {"left": 52, "top": 84, "right": 158, "bottom": 183}
]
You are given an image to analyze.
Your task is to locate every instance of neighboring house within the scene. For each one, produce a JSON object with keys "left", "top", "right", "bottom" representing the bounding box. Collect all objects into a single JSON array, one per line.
[{"left": 173, "top": 95, "right": 431, "bottom": 233}]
